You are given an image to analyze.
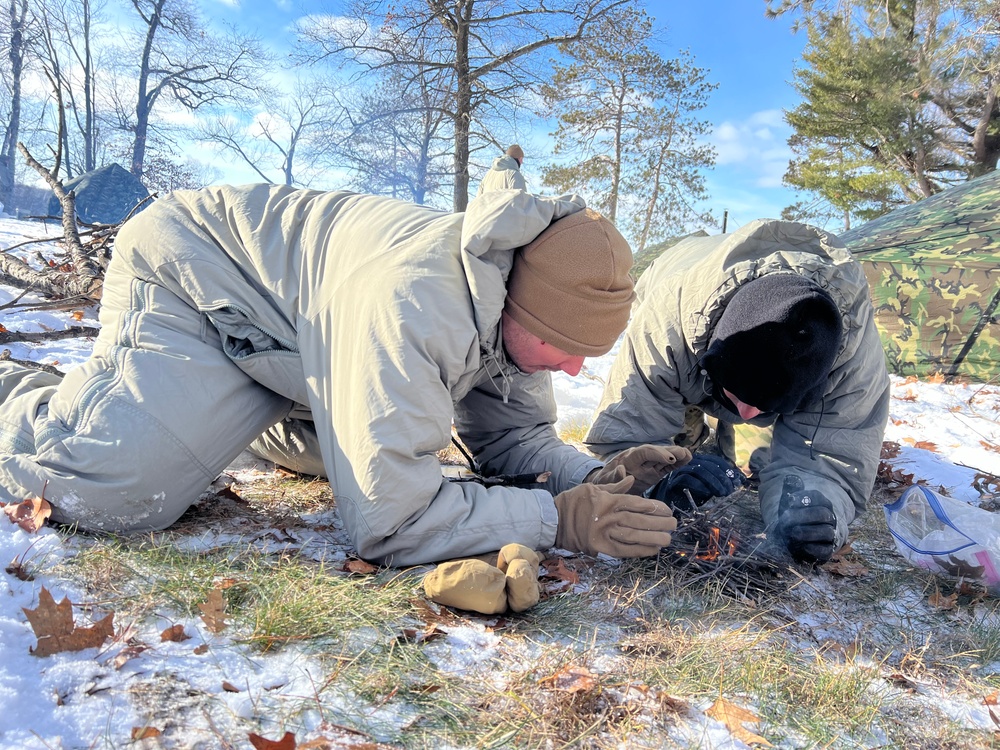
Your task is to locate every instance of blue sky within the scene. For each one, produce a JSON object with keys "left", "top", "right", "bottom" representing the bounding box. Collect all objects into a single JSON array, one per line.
[{"left": 204, "top": 0, "right": 807, "bottom": 229}]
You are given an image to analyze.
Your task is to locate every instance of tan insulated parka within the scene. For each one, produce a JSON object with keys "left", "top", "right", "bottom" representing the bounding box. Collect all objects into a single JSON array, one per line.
[
  {"left": 477, "top": 155, "right": 527, "bottom": 195},
  {"left": 585, "top": 220, "right": 891, "bottom": 548},
  {"left": 8, "top": 186, "right": 604, "bottom": 566}
]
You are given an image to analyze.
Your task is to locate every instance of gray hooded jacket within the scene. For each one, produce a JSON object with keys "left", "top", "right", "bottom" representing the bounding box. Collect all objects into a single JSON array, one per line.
[
  {"left": 0, "top": 186, "right": 603, "bottom": 566},
  {"left": 585, "top": 219, "right": 891, "bottom": 548},
  {"left": 477, "top": 155, "right": 526, "bottom": 195}
]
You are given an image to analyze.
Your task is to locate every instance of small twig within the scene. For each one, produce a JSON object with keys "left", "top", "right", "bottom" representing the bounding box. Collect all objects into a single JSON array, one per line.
[
  {"left": 0, "top": 326, "right": 99, "bottom": 345},
  {"left": 0, "top": 350, "right": 65, "bottom": 376}
]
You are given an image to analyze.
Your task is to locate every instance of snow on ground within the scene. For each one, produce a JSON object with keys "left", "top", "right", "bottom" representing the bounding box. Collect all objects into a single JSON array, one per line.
[{"left": 0, "top": 213, "right": 998, "bottom": 748}]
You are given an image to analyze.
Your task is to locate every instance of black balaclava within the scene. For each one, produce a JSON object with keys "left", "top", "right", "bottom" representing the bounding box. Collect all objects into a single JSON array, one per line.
[{"left": 700, "top": 274, "right": 843, "bottom": 415}]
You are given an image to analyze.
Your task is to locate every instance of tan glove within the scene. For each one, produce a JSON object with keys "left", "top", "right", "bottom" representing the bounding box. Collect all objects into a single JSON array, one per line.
[
  {"left": 587, "top": 445, "right": 693, "bottom": 496},
  {"left": 422, "top": 543, "right": 542, "bottom": 615},
  {"left": 423, "top": 560, "right": 507, "bottom": 615},
  {"left": 554, "top": 476, "right": 677, "bottom": 558},
  {"left": 497, "top": 543, "right": 542, "bottom": 613}
]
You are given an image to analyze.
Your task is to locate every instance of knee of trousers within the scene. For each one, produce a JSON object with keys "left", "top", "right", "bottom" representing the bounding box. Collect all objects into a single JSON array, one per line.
[{"left": 0, "top": 363, "right": 290, "bottom": 534}]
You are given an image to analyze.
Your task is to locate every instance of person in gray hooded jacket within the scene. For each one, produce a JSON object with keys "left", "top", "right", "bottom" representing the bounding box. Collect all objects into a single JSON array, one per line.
[
  {"left": 585, "top": 219, "right": 891, "bottom": 564},
  {"left": 477, "top": 145, "right": 527, "bottom": 195},
  {"left": 0, "top": 185, "right": 685, "bottom": 567}
]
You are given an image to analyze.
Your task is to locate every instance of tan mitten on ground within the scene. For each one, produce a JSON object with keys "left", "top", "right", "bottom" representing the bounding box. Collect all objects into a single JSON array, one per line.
[
  {"left": 423, "top": 559, "right": 507, "bottom": 615},
  {"left": 496, "top": 543, "right": 541, "bottom": 573},
  {"left": 504, "top": 557, "right": 541, "bottom": 612}
]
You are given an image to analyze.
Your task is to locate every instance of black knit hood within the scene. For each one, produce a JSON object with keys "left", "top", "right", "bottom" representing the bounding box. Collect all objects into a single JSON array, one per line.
[{"left": 700, "top": 273, "right": 843, "bottom": 415}]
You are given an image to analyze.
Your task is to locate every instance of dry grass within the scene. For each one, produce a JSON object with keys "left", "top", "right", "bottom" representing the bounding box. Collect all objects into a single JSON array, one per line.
[{"left": 39, "top": 461, "right": 1000, "bottom": 749}]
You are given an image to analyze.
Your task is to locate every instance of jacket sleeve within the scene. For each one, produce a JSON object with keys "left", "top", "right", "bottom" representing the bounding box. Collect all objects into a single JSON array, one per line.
[
  {"left": 759, "top": 311, "right": 891, "bottom": 548},
  {"left": 584, "top": 291, "right": 691, "bottom": 456},
  {"left": 298, "top": 287, "right": 559, "bottom": 568},
  {"left": 453, "top": 370, "right": 602, "bottom": 493}
]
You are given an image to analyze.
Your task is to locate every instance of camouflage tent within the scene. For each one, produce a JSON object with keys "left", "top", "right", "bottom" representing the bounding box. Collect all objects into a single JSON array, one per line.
[{"left": 840, "top": 171, "right": 1000, "bottom": 381}]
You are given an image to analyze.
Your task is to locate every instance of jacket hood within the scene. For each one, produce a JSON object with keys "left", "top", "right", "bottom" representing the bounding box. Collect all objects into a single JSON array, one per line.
[
  {"left": 491, "top": 154, "right": 522, "bottom": 172},
  {"left": 459, "top": 190, "right": 587, "bottom": 347},
  {"left": 637, "top": 219, "right": 868, "bottom": 370}
]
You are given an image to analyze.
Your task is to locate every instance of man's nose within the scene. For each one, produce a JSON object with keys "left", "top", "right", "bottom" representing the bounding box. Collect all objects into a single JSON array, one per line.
[
  {"left": 736, "top": 401, "right": 762, "bottom": 420},
  {"left": 560, "top": 356, "right": 586, "bottom": 377}
]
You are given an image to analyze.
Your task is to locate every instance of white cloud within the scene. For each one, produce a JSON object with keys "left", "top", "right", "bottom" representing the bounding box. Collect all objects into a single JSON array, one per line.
[{"left": 709, "top": 108, "right": 793, "bottom": 188}]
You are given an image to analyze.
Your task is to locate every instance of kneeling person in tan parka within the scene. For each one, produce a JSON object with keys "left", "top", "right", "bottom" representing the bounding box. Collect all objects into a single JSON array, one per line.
[{"left": 0, "top": 186, "right": 682, "bottom": 566}]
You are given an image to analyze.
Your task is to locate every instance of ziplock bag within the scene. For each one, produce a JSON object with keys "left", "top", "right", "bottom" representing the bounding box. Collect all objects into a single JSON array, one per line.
[{"left": 884, "top": 484, "right": 1000, "bottom": 591}]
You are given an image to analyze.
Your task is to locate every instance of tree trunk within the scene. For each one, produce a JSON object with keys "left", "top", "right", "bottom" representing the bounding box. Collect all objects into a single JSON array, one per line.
[
  {"left": 0, "top": 0, "right": 28, "bottom": 208},
  {"left": 451, "top": 0, "right": 472, "bottom": 212},
  {"left": 131, "top": 0, "right": 164, "bottom": 180}
]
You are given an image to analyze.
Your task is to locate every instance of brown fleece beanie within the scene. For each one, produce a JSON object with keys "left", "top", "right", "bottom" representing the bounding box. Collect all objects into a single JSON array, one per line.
[
  {"left": 504, "top": 208, "right": 635, "bottom": 356},
  {"left": 506, "top": 144, "right": 524, "bottom": 161}
]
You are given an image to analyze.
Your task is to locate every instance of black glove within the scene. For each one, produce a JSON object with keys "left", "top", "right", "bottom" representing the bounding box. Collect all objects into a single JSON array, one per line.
[
  {"left": 645, "top": 453, "right": 746, "bottom": 512},
  {"left": 775, "top": 475, "right": 838, "bottom": 564}
]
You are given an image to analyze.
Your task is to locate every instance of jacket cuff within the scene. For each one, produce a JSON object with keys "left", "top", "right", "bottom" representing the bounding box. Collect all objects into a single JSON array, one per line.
[
  {"left": 571, "top": 458, "right": 604, "bottom": 486},
  {"left": 534, "top": 488, "right": 559, "bottom": 548}
]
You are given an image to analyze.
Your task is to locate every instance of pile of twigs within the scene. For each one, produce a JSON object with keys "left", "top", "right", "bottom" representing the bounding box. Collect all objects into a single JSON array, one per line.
[{"left": 660, "top": 492, "right": 792, "bottom": 602}]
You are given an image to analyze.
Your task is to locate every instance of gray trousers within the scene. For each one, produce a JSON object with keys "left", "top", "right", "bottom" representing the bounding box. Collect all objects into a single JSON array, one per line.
[{"left": 0, "top": 265, "right": 290, "bottom": 532}]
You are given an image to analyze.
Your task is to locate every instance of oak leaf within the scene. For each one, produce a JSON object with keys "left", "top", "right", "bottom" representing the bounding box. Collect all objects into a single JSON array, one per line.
[
  {"left": 928, "top": 588, "right": 958, "bottom": 611},
  {"left": 248, "top": 731, "right": 296, "bottom": 750},
  {"left": 343, "top": 559, "right": 377, "bottom": 575},
  {"left": 821, "top": 545, "right": 868, "bottom": 577},
  {"left": 160, "top": 624, "right": 190, "bottom": 642},
  {"left": 706, "top": 697, "right": 773, "bottom": 746},
  {"left": 131, "top": 726, "right": 162, "bottom": 740},
  {"left": 199, "top": 588, "right": 227, "bottom": 634},
  {"left": 539, "top": 665, "right": 598, "bottom": 693},
  {"left": 222, "top": 681, "right": 240, "bottom": 693},
  {"left": 397, "top": 624, "right": 445, "bottom": 644},
  {"left": 23, "top": 587, "right": 114, "bottom": 657},
  {"left": 541, "top": 557, "right": 580, "bottom": 584},
  {"left": 3, "top": 496, "right": 52, "bottom": 533},
  {"left": 71, "top": 310, "right": 84, "bottom": 321}
]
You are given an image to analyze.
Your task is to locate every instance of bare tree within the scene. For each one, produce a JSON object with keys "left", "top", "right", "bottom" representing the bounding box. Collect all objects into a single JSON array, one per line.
[
  {"left": 36, "top": 0, "right": 102, "bottom": 176},
  {"left": 117, "top": 0, "right": 268, "bottom": 180},
  {"left": 0, "top": 0, "right": 33, "bottom": 207},
  {"left": 297, "top": 0, "right": 628, "bottom": 211},
  {"left": 203, "top": 76, "right": 342, "bottom": 188}
]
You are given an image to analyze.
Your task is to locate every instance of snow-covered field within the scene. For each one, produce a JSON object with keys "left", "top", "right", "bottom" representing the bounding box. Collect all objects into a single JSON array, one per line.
[{"left": 0, "top": 213, "right": 999, "bottom": 749}]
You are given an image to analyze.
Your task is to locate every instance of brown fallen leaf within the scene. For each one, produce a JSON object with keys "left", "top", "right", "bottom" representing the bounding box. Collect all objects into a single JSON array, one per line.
[
  {"left": 985, "top": 692, "right": 1000, "bottom": 729},
  {"left": 131, "top": 726, "right": 162, "bottom": 740},
  {"left": 193, "top": 644, "right": 209, "bottom": 655},
  {"left": 222, "top": 681, "right": 241, "bottom": 693},
  {"left": 2, "top": 496, "right": 52, "bottom": 533},
  {"left": 199, "top": 588, "right": 227, "bottom": 634},
  {"left": 71, "top": 310, "right": 85, "bottom": 321},
  {"left": 249, "top": 731, "right": 296, "bottom": 750},
  {"left": 22, "top": 587, "right": 114, "bottom": 657},
  {"left": 160, "top": 624, "right": 191, "bottom": 642},
  {"left": 540, "top": 557, "right": 580, "bottom": 585},
  {"left": 928, "top": 588, "right": 958, "bottom": 611},
  {"left": 706, "top": 697, "right": 774, "bottom": 746},
  {"left": 109, "top": 643, "right": 148, "bottom": 670},
  {"left": 397, "top": 624, "right": 446, "bottom": 644},
  {"left": 539, "top": 665, "right": 598, "bottom": 693},
  {"left": 5, "top": 559, "right": 33, "bottom": 581},
  {"left": 344, "top": 559, "right": 378, "bottom": 575},
  {"left": 821, "top": 558, "right": 869, "bottom": 577}
]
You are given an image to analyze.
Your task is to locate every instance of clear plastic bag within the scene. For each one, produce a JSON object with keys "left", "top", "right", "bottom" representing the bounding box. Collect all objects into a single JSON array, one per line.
[{"left": 884, "top": 485, "right": 1000, "bottom": 591}]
